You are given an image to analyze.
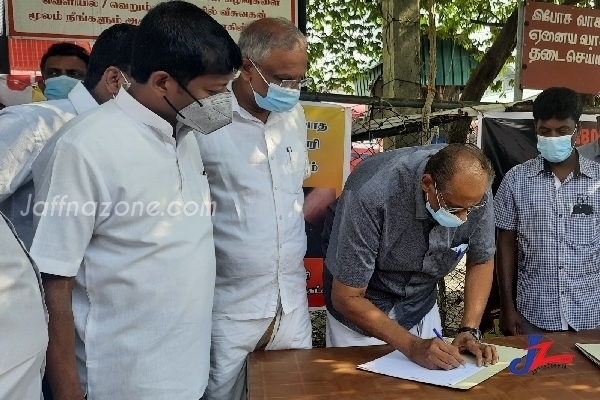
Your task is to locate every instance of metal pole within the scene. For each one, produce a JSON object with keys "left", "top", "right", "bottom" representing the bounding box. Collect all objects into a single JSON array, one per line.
[
  {"left": 300, "top": 91, "right": 499, "bottom": 109},
  {"left": 0, "top": 4, "right": 9, "bottom": 74},
  {"left": 513, "top": 1, "right": 526, "bottom": 102}
]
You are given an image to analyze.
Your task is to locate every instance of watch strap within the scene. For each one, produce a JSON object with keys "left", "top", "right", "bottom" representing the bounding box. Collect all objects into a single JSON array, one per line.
[{"left": 458, "top": 326, "right": 482, "bottom": 341}]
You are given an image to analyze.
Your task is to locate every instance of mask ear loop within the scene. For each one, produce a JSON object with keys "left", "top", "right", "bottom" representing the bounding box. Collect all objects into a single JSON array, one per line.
[
  {"left": 163, "top": 96, "right": 185, "bottom": 119},
  {"left": 163, "top": 75, "right": 203, "bottom": 119}
]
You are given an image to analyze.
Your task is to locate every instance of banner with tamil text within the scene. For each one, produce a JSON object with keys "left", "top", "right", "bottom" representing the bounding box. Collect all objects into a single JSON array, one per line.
[
  {"left": 522, "top": 1, "right": 600, "bottom": 94},
  {"left": 7, "top": 0, "right": 296, "bottom": 40},
  {"left": 301, "top": 102, "right": 351, "bottom": 309}
]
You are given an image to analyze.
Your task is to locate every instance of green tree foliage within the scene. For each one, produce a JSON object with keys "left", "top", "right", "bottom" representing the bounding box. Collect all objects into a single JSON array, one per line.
[
  {"left": 306, "top": 0, "right": 597, "bottom": 94},
  {"left": 306, "top": 0, "right": 382, "bottom": 93}
]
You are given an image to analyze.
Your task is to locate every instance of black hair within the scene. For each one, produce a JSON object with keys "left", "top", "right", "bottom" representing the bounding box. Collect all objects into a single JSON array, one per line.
[
  {"left": 83, "top": 24, "right": 138, "bottom": 91},
  {"left": 533, "top": 87, "right": 582, "bottom": 123},
  {"left": 131, "top": 1, "right": 242, "bottom": 86},
  {"left": 40, "top": 42, "right": 90, "bottom": 73},
  {"left": 424, "top": 144, "right": 496, "bottom": 191}
]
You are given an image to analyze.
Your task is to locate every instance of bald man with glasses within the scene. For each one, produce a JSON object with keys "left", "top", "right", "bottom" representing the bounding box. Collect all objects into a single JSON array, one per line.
[{"left": 322, "top": 144, "right": 499, "bottom": 372}]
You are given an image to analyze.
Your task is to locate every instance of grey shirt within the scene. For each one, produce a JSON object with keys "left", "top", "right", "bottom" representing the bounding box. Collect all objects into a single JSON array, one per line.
[
  {"left": 323, "top": 144, "right": 496, "bottom": 335},
  {"left": 578, "top": 141, "right": 600, "bottom": 163}
]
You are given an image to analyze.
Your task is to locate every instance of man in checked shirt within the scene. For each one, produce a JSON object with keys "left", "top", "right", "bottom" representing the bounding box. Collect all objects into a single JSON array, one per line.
[{"left": 496, "top": 87, "right": 600, "bottom": 335}]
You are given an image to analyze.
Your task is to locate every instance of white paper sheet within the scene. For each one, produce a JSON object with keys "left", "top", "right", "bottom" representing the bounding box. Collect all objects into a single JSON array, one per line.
[
  {"left": 576, "top": 343, "right": 600, "bottom": 367},
  {"left": 357, "top": 350, "right": 485, "bottom": 386}
]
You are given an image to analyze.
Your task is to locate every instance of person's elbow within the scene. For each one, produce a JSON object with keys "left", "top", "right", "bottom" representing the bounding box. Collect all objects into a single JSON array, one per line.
[{"left": 331, "top": 278, "right": 366, "bottom": 318}]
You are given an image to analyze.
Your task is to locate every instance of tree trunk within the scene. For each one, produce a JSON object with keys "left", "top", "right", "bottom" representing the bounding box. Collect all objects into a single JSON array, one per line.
[
  {"left": 381, "top": 0, "right": 421, "bottom": 149},
  {"left": 447, "top": 0, "right": 586, "bottom": 143}
]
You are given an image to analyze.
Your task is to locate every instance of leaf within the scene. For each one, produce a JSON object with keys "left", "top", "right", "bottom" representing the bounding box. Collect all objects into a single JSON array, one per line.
[{"left": 306, "top": 0, "right": 519, "bottom": 93}]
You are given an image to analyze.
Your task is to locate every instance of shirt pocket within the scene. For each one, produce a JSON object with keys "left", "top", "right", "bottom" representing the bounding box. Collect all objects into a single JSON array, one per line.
[
  {"left": 278, "top": 149, "right": 304, "bottom": 194},
  {"left": 422, "top": 246, "right": 462, "bottom": 280},
  {"left": 565, "top": 214, "right": 598, "bottom": 246}
]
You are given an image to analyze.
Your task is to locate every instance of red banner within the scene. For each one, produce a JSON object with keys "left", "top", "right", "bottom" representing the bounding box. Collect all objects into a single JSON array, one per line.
[{"left": 522, "top": 1, "right": 600, "bottom": 94}]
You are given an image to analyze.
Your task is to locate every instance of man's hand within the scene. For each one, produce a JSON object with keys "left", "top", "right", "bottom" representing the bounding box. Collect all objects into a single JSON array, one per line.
[
  {"left": 499, "top": 306, "right": 522, "bottom": 337},
  {"left": 452, "top": 332, "right": 499, "bottom": 367},
  {"left": 405, "top": 336, "right": 466, "bottom": 370}
]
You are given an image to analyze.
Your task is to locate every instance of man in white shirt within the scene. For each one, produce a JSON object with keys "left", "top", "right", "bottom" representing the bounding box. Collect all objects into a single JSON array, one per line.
[
  {"left": 0, "top": 23, "right": 138, "bottom": 249},
  {"left": 197, "top": 18, "right": 312, "bottom": 400},
  {"left": 30, "top": 2, "right": 242, "bottom": 399},
  {"left": 0, "top": 212, "right": 47, "bottom": 400}
]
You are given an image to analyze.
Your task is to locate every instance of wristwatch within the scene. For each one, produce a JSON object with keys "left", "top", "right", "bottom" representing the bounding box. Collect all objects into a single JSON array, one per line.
[{"left": 458, "top": 326, "right": 482, "bottom": 342}]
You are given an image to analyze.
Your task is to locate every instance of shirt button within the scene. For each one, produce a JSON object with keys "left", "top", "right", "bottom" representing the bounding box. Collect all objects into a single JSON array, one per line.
[
  {"left": 279, "top": 215, "right": 282, "bottom": 220},
  {"left": 280, "top": 244, "right": 283, "bottom": 248},
  {"left": 271, "top": 156, "right": 274, "bottom": 160},
  {"left": 559, "top": 266, "right": 564, "bottom": 269},
  {"left": 558, "top": 214, "right": 563, "bottom": 218},
  {"left": 275, "top": 185, "right": 278, "bottom": 190}
]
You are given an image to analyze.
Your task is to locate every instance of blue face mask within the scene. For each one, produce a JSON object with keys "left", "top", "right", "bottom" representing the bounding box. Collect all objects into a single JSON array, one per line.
[
  {"left": 425, "top": 193, "right": 465, "bottom": 228},
  {"left": 249, "top": 59, "right": 300, "bottom": 113},
  {"left": 43, "top": 75, "right": 80, "bottom": 100},
  {"left": 537, "top": 134, "right": 574, "bottom": 163}
]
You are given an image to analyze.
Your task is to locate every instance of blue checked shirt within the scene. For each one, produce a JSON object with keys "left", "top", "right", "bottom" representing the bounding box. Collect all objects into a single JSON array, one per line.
[{"left": 495, "top": 153, "right": 600, "bottom": 331}]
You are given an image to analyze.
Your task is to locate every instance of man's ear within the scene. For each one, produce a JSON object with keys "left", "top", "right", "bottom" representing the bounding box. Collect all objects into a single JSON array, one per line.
[
  {"left": 421, "top": 173, "right": 434, "bottom": 192},
  {"left": 148, "top": 71, "right": 177, "bottom": 98},
  {"left": 103, "top": 66, "right": 121, "bottom": 96},
  {"left": 238, "top": 58, "right": 254, "bottom": 82}
]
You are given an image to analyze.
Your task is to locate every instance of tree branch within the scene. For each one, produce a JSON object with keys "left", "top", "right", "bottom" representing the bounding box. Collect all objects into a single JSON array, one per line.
[
  {"left": 470, "top": 19, "right": 504, "bottom": 27},
  {"left": 447, "top": 0, "right": 587, "bottom": 143}
]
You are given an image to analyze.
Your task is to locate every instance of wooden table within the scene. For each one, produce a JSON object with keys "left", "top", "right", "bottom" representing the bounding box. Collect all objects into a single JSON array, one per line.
[{"left": 248, "top": 330, "right": 600, "bottom": 400}]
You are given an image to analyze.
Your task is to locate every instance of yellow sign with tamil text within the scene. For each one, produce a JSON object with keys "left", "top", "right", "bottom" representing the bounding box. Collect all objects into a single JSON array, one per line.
[
  {"left": 302, "top": 102, "right": 350, "bottom": 197},
  {"left": 301, "top": 102, "right": 351, "bottom": 309}
]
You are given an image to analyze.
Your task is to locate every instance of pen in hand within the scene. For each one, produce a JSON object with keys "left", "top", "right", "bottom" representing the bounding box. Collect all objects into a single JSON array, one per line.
[{"left": 433, "top": 328, "right": 466, "bottom": 368}]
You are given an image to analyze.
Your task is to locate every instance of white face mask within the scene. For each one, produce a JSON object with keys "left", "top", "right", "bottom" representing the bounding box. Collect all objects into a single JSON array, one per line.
[
  {"left": 163, "top": 80, "right": 233, "bottom": 135},
  {"left": 112, "top": 71, "right": 131, "bottom": 99},
  {"left": 119, "top": 70, "right": 131, "bottom": 91},
  {"left": 175, "top": 92, "right": 232, "bottom": 135}
]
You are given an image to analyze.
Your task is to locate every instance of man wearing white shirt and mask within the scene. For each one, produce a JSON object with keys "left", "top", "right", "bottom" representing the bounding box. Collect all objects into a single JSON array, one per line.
[
  {"left": 197, "top": 18, "right": 312, "bottom": 400},
  {"left": 30, "top": 2, "right": 241, "bottom": 399},
  {"left": 0, "top": 23, "right": 137, "bottom": 249},
  {"left": 38, "top": 42, "right": 89, "bottom": 101}
]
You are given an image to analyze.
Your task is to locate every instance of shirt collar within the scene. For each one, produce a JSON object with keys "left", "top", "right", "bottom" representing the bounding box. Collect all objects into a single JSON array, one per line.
[
  {"left": 414, "top": 158, "right": 430, "bottom": 220},
  {"left": 594, "top": 139, "right": 600, "bottom": 156},
  {"left": 68, "top": 82, "right": 98, "bottom": 115},
  {"left": 527, "top": 151, "right": 598, "bottom": 179},
  {"left": 113, "top": 87, "right": 174, "bottom": 140}
]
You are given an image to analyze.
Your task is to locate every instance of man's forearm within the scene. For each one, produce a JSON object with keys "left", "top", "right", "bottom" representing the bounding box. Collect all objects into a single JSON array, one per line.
[
  {"left": 461, "top": 257, "right": 494, "bottom": 328},
  {"left": 42, "top": 274, "right": 85, "bottom": 400},
  {"left": 332, "top": 279, "right": 416, "bottom": 353}
]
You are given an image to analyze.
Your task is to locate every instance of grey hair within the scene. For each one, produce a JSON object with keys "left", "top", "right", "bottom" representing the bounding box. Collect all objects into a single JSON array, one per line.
[
  {"left": 424, "top": 144, "right": 496, "bottom": 192},
  {"left": 238, "top": 17, "right": 306, "bottom": 62}
]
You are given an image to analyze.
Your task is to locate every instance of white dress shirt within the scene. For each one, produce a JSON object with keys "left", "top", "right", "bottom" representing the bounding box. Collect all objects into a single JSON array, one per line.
[
  {"left": 30, "top": 88, "right": 216, "bottom": 399},
  {"left": 0, "top": 212, "right": 47, "bottom": 378},
  {"left": 196, "top": 85, "right": 309, "bottom": 320},
  {"left": 0, "top": 83, "right": 98, "bottom": 248}
]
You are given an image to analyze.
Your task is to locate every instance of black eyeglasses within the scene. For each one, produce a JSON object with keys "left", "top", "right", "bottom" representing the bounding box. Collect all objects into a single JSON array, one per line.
[
  {"left": 435, "top": 183, "right": 486, "bottom": 215},
  {"left": 249, "top": 59, "right": 312, "bottom": 89}
]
